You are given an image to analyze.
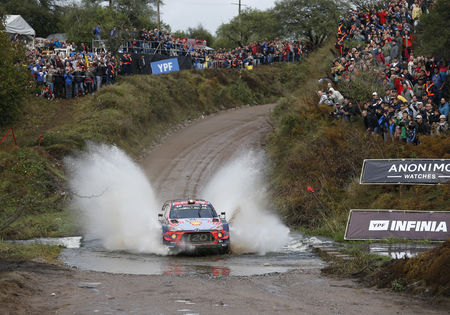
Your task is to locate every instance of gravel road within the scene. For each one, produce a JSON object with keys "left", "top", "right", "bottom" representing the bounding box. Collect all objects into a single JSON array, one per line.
[{"left": 2, "top": 104, "right": 448, "bottom": 314}]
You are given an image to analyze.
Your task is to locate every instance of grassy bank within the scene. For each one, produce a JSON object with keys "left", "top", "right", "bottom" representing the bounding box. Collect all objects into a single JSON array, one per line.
[
  {"left": 0, "top": 241, "right": 62, "bottom": 264},
  {"left": 266, "top": 40, "right": 449, "bottom": 297},
  {"left": 0, "top": 62, "right": 310, "bottom": 240},
  {"left": 267, "top": 41, "right": 449, "bottom": 241},
  {"left": 320, "top": 241, "right": 449, "bottom": 297}
]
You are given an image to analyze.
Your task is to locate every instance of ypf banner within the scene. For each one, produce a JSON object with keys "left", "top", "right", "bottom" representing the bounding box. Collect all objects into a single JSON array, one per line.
[
  {"left": 345, "top": 209, "right": 450, "bottom": 241},
  {"left": 151, "top": 58, "right": 180, "bottom": 75},
  {"left": 360, "top": 159, "right": 450, "bottom": 184}
]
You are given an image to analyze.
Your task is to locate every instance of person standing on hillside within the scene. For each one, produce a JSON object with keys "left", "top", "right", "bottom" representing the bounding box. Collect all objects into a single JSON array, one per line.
[
  {"left": 432, "top": 67, "right": 446, "bottom": 102},
  {"left": 73, "top": 66, "right": 85, "bottom": 96},
  {"left": 94, "top": 61, "right": 104, "bottom": 91},
  {"left": 54, "top": 68, "right": 65, "bottom": 99},
  {"left": 94, "top": 24, "right": 101, "bottom": 41},
  {"left": 138, "top": 55, "right": 146, "bottom": 74},
  {"left": 64, "top": 66, "right": 73, "bottom": 99},
  {"left": 106, "top": 58, "right": 116, "bottom": 84},
  {"left": 439, "top": 98, "right": 449, "bottom": 120},
  {"left": 390, "top": 41, "right": 400, "bottom": 61},
  {"left": 435, "top": 115, "right": 449, "bottom": 135},
  {"left": 416, "top": 115, "right": 431, "bottom": 135},
  {"left": 85, "top": 67, "right": 95, "bottom": 94},
  {"left": 402, "top": 30, "right": 413, "bottom": 60}
]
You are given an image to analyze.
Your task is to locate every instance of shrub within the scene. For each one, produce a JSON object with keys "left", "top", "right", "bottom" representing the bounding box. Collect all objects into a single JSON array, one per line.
[{"left": 0, "top": 24, "right": 29, "bottom": 128}]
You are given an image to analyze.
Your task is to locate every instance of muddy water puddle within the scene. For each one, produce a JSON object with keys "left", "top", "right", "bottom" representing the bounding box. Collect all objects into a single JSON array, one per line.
[
  {"left": 59, "top": 233, "right": 328, "bottom": 276},
  {"left": 368, "top": 243, "right": 437, "bottom": 259}
]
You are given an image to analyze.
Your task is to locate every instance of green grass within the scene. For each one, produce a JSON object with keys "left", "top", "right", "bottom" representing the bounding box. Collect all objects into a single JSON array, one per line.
[
  {"left": 0, "top": 241, "right": 62, "bottom": 264},
  {"left": 321, "top": 245, "right": 391, "bottom": 277},
  {"left": 2, "top": 210, "right": 79, "bottom": 240},
  {"left": 1, "top": 59, "right": 314, "bottom": 241}
]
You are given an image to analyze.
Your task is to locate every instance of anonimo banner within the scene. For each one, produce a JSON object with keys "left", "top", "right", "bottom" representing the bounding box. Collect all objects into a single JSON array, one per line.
[
  {"left": 360, "top": 159, "right": 450, "bottom": 184},
  {"left": 345, "top": 209, "right": 450, "bottom": 241}
]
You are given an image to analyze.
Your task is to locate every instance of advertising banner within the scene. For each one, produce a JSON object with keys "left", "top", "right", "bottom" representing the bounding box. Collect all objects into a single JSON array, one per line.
[
  {"left": 151, "top": 58, "right": 180, "bottom": 75},
  {"left": 360, "top": 159, "right": 450, "bottom": 184},
  {"left": 345, "top": 209, "right": 450, "bottom": 241}
]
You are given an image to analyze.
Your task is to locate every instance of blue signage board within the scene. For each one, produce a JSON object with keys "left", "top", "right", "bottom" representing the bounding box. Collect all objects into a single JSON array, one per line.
[{"left": 151, "top": 58, "right": 180, "bottom": 75}]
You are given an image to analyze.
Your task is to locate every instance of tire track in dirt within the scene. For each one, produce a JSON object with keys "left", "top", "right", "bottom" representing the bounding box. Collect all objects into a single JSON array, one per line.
[
  {"left": 10, "top": 104, "right": 449, "bottom": 315},
  {"left": 142, "top": 104, "right": 275, "bottom": 202}
]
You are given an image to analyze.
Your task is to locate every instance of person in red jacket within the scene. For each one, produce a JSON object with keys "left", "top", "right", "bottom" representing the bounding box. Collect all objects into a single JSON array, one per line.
[
  {"left": 402, "top": 30, "right": 413, "bottom": 60},
  {"left": 376, "top": 48, "right": 385, "bottom": 65},
  {"left": 377, "top": 9, "right": 387, "bottom": 25}
]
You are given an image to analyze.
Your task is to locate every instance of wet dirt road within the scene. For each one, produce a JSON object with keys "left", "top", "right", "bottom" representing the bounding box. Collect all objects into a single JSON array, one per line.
[{"left": 5, "top": 104, "right": 449, "bottom": 314}]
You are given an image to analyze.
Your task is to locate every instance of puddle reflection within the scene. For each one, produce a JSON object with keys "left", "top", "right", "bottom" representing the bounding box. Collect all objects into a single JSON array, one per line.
[
  {"left": 164, "top": 263, "right": 230, "bottom": 277},
  {"left": 59, "top": 233, "right": 325, "bottom": 276},
  {"left": 369, "top": 243, "right": 436, "bottom": 259}
]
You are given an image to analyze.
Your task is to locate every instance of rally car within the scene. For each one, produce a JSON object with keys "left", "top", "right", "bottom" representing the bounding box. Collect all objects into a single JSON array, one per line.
[{"left": 158, "top": 199, "right": 230, "bottom": 253}]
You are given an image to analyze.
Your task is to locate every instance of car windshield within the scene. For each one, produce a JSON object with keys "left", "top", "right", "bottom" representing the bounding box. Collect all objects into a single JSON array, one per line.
[{"left": 169, "top": 204, "right": 217, "bottom": 219}]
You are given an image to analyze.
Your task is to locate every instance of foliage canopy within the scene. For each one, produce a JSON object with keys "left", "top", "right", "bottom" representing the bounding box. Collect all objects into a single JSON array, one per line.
[
  {"left": 0, "top": 0, "right": 63, "bottom": 37},
  {"left": 273, "top": 0, "right": 347, "bottom": 46},
  {"left": 415, "top": 0, "right": 450, "bottom": 60},
  {"left": 0, "top": 15, "right": 28, "bottom": 128},
  {"left": 214, "top": 8, "right": 282, "bottom": 49}
]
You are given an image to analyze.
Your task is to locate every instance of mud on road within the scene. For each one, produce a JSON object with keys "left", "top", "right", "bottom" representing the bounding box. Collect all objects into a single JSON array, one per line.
[
  {"left": 1, "top": 260, "right": 449, "bottom": 314},
  {"left": 1, "top": 104, "right": 449, "bottom": 314}
]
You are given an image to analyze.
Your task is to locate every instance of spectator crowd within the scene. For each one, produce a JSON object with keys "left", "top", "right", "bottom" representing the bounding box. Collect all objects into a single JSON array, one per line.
[
  {"left": 17, "top": 24, "right": 309, "bottom": 101},
  {"left": 318, "top": 0, "right": 448, "bottom": 143},
  {"left": 112, "top": 26, "right": 308, "bottom": 69},
  {"left": 26, "top": 38, "right": 118, "bottom": 100}
]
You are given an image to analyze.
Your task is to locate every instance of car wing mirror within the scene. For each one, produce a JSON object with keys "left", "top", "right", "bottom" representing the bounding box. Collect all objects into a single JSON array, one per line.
[
  {"left": 158, "top": 213, "right": 163, "bottom": 221},
  {"left": 220, "top": 212, "right": 226, "bottom": 220}
]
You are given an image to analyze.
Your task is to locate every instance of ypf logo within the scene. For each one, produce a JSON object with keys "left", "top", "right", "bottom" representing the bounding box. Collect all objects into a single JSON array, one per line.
[{"left": 368, "top": 220, "right": 389, "bottom": 231}]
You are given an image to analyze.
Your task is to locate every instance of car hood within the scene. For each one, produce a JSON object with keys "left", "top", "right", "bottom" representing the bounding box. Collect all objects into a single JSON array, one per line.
[{"left": 170, "top": 218, "right": 222, "bottom": 231}]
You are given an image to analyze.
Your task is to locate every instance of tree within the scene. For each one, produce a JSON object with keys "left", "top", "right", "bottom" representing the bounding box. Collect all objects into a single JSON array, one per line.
[
  {"left": 0, "top": 0, "right": 63, "bottom": 37},
  {"left": 172, "top": 30, "right": 187, "bottom": 38},
  {"left": 0, "top": 14, "right": 29, "bottom": 128},
  {"left": 415, "top": 0, "right": 450, "bottom": 60},
  {"left": 109, "top": 0, "right": 158, "bottom": 29},
  {"left": 186, "top": 24, "right": 214, "bottom": 47},
  {"left": 350, "top": 0, "right": 389, "bottom": 11},
  {"left": 61, "top": 0, "right": 159, "bottom": 45},
  {"left": 214, "top": 8, "right": 281, "bottom": 49},
  {"left": 273, "top": 0, "right": 346, "bottom": 46}
]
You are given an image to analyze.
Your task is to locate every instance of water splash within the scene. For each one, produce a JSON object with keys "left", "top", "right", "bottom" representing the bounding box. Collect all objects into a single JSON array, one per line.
[
  {"left": 202, "top": 151, "right": 290, "bottom": 254},
  {"left": 66, "top": 145, "right": 289, "bottom": 256},
  {"left": 65, "top": 143, "right": 167, "bottom": 255}
]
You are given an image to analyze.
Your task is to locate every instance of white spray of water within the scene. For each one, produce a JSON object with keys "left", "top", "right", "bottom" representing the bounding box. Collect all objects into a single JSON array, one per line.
[
  {"left": 66, "top": 144, "right": 289, "bottom": 256},
  {"left": 65, "top": 143, "right": 167, "bottom": 255},
  {"left": 202, "top": 151, "right": 290, "bottom": 255}
]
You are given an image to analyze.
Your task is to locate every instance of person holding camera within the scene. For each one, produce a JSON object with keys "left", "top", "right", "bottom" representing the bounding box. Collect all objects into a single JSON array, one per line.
[{"left": 435, "top": 115, "right": 449, "bottom": 135}]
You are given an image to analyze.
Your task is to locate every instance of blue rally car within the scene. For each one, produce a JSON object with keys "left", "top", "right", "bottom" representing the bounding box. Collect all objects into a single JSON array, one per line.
[{"left": 158, "top": 199, "right": 230, "bottom": 253}]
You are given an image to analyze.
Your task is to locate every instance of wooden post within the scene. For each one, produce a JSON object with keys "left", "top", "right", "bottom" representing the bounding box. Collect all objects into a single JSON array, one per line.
[{"left": 157, "top": 0, "right": 161, "bottom": 30}]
